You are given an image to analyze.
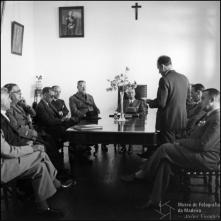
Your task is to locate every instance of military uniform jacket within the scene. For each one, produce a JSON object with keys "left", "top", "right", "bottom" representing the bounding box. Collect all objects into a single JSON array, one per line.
[
  {"left": 1, "top": 114, "right": 30, "bottom": 147},
  {"left": 69, "top": 92, "right": 100, "bottom": 118},
  {"left": 178, "top": 108, "right": 220, "bottom": 169},
  {"left": 6, "top": 104, "right": 36, "bottom": 139}
]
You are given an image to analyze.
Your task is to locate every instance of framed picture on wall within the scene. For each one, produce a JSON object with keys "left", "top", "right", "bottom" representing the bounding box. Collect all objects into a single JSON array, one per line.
[
  {"left": 11, "top": 21, "right": 24, "bottom": 55},
  {"left": 59, "top": 6, "right": 84, "bottom": 38}
]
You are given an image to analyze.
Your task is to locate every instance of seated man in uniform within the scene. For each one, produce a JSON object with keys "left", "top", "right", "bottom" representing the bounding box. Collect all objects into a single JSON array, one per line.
[
  {"left": 51, "top": 85, "right": 69, "bottom": 119},
  {"left": 4, "top": 84, "right": 71, "bottom": 181},
  {"left": 69, "top": 80, "right": 101, "bottom": 163},
  {"left": 186, "top": 83, "right": 206, "bottom": 135},
  {"left": 187, "top": 83, "right": 205, "bottom": 119},
  {"left": 121, "top": 88, "right": 220, "bottom": 209},
  {"left": 1, "top": 87, "right": 73, "bottom": 217}
]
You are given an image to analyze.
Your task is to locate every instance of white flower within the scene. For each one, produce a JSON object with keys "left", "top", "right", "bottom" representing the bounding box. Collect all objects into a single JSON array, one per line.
[{"left": 106, "top": 67, "right": 137, "bottom": 92}]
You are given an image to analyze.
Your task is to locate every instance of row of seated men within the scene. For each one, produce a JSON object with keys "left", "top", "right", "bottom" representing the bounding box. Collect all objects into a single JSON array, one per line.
[
  {"left": 1, "top": 80, "right": 110, "bottom": 217},
  {"left": 0, "top": 80, "right": 146, "bottom": 218},
  {"left": 1, "top": 87, "right": 71, "bottom": 218},
  {"left": 1, "top": 81, "right": 220, "bottom": 215}
]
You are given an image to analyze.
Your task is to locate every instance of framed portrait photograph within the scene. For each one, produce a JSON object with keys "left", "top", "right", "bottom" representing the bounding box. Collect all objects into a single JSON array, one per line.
[
  {"left": 59, "top": 6, "right": 84, "bottom": 38},
  {"left": 11, "top": 21, "right": 24, "bottom": 55}
]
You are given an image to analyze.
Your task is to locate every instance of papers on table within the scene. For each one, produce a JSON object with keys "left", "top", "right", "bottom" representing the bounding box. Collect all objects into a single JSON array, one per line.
[{"left": 66, "top": 124, "right": 103, "bottom": 131}]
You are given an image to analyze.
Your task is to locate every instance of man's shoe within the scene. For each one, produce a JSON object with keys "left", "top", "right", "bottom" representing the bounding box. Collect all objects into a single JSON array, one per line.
[
  {"left": 37, "top": 208, "right": 64, "bottom": 218},
  {"left": 61, "top": 179, "right": 75, "bottom": 189},
  {"left": 120, "top": 174, "right": 143, "bottom": 183}
]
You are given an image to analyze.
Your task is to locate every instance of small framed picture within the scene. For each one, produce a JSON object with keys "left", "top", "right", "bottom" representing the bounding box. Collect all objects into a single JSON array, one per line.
[
  {"left": 11, "top": 21, "right": 24, "bottom": 55},
  {"left": 59, "top": 6, "right": 84, "bottom": 38}
]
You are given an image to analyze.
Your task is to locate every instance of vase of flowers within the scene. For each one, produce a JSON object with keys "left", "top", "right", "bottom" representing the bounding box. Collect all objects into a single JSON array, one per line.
[
  {"left": 106, "top": 67, "right": 137, "bottom": 121},
  {"left": 36, "top": 75, "right": 43, "bottom": 90},
  {"left": 34, "top": 75, "right": 43, "bottom": 103}
]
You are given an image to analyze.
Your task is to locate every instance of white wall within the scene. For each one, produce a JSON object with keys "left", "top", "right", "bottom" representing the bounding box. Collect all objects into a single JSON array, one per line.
[
  {"left": 1, "top": 1, "right": 35, "bottom": 101},
  {"left": 1, "top": 1, "right": 220, "bottom": 114}
]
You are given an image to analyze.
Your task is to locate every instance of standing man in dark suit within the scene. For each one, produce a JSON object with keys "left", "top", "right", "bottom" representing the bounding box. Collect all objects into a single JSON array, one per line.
[
  {"left": 121, "top": 88, "right": 220, "bottom": 208},
  {"left": 147, "top": 55, "right": 190, "bottom": 144},
  {"left": 51, "top": 85, "right": 69, "bottom": 119}
]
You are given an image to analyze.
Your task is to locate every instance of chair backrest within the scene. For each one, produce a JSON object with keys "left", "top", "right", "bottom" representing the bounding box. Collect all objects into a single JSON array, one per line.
[{"left": 135, "top": 85, "right": 147, "bottom": 100}]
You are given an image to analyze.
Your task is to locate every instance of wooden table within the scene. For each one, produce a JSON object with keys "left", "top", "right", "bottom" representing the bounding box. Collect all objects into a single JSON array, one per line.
[{"left": 65, "top": 109, "right": 159, "bottom": 145}]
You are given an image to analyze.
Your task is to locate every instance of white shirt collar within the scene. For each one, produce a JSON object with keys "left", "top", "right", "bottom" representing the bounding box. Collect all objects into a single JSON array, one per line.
[{"left": 1, "top": 110, "right": 10, "bottom": 122}]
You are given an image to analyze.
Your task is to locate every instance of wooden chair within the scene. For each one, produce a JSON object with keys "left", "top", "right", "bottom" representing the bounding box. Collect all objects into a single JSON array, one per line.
[{"left": 177, "top": 165, "right": 220, "bottom": 202}]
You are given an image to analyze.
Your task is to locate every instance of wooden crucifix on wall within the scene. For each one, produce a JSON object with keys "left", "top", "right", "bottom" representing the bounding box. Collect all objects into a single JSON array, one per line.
[{"left": 131, "top": 2, "right": 142, "bottom": 20}]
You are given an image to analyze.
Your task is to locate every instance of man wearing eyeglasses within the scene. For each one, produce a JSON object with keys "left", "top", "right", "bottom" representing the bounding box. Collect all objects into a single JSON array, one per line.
[
  {"left": 4, "top": 84, "right": 72, "bottom": 182},
  {"left": 4, "top": 83, "right": 37, "bottom": 140}
]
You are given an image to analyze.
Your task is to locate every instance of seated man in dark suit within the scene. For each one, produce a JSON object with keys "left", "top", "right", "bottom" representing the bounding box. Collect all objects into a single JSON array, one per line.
[
  {"left": 117, "top": 88, "right": 147, "bottom": 153},
  {"left": 117, "top": 88, "right": 147, "bottom": 117},
  {"left": 3, "top": 84, "right": 70, "bottom": 180},
  {"left": 69, "top": 80, "right": 101, "bottom": 162},
  {"left": 1, "top": 87, "right": 73, "bottom": 218},
  {"left": 51, "top": 85, "right": 69, "bottom": 119},
  {"left": 36, "top": 87, "right": 77, "bottom": 138},
  {"left": 121, "top": 88, "right": 220, "bottom": 208},
  {"left": 36, "top": 87, "right": 79, "bottom": 177}
]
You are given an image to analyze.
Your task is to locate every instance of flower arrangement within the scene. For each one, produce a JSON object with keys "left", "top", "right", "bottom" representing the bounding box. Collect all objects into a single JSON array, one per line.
[
  {"left": 35, "top": 75, "right": 43, "bottom": 90},
  {"left": 106, "top": 67, "right": 137, "bottom": 93},
  {"left": 106, "top": 67, "right": 137, "bottom": 121}
]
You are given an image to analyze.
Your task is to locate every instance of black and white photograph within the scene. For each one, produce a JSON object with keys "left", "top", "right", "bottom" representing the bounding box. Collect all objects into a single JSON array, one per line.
[
  {"left": 11, "top": 21, "right": 24, "bottom": 55},
  {"left": 59, "top": 6, "right": 84, "bottom": 37},
  {"left": 1, "top": 1, "right": 220, "bottom": 220}
]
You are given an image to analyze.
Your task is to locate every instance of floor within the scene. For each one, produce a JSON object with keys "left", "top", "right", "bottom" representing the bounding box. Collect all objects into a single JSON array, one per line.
[{"left": 1, "top": 144, "right": 220, "bottom": 220}]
